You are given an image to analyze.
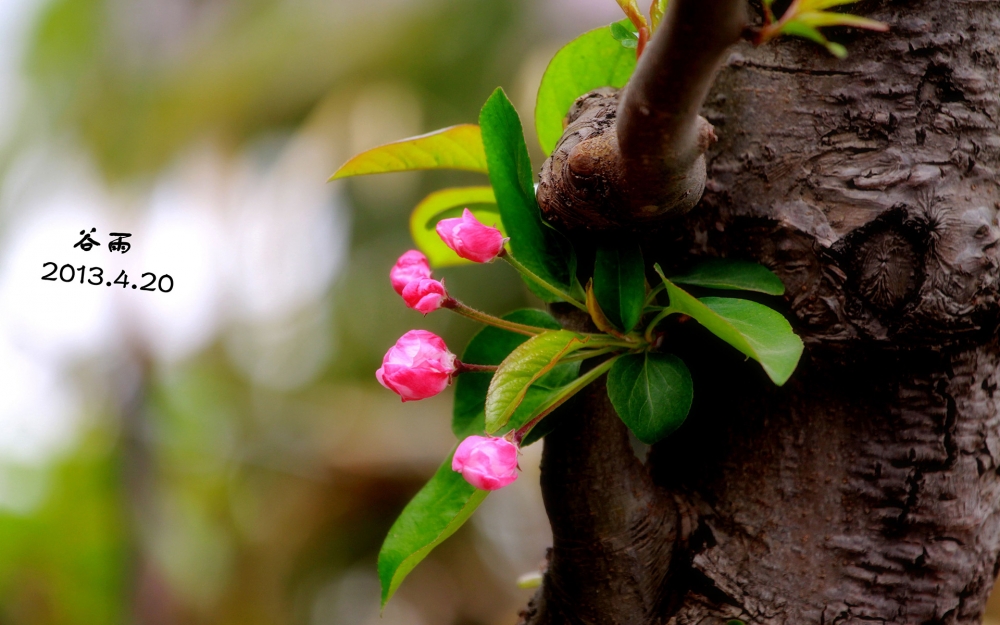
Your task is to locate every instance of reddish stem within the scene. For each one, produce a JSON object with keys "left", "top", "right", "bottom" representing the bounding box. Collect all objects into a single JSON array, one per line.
[
  {"left": 636, "top": 26, "right": 649, "bottom": 59},
  {"left": 454, "top": 361, "right": 499, "bottom": 374}
]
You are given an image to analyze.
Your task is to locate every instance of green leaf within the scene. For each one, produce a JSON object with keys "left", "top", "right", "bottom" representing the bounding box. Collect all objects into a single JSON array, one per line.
[
  {"left": 778, "top": 20, "right": 847, "bottom": 58},
  {"left": 453, "top": 310, "right": 577, "bottom": 439},
  {"left": 519, "top": 354, "right": 619, "bottom": 445},
  {"left": 594, "top": 241, "right": 646, "bottom": 332},
  {"left": 700, "top": 297, "right": 803, "bottom": 384},
  {"left": 330, "top": 124, "right": 487, "bottom": 180},
  {"left": 586, "top": 279, "right": 628, "bottom": 338},
  {"left": 613, "top": 0, "right": 648, "bottom": 31},
  {"left": 658, "top": 274, "right": 804, "bottom": 385},
  {"left": 378, "top": 452, "right": 489, "bottom": 607},
  {"left": 610, "top": 20, "right": 638, "bottom": 47},
  {"left": 795, "top": 11, "right": 888, "bottom": 31},
  {"left": 535, "top": 27, "right": 636, "bottom": 155},
  {"left": 479, "top": 88, "right": 581, "bottom": 302},
  {"left": 800, "top": 0, "right": 860, "bottom": 9},
  {"left": 607, "top": 352, "right": 694, "bottom": 444},
  {"left": 409, "top": 186, "right": 502, "bottom": 268},
  {"left": 485, "top": 329, "right": 590, "bottom": 433},
  {"left": 670, "top": 259, "right": 785, "bottom": 296}
]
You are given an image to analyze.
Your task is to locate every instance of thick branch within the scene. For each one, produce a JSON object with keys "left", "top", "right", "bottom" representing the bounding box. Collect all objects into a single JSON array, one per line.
[
  {"left": 616, "top": 0, "right": 746, "bottom": 216},
  {"left": 517, "top": 309, "right": 682, "bottom": 625},
  {"left": 518, "top": 376, "right": 681, "bottom": 625},
  {"left": 527, "top": 0, "right": 1000, "bottom": 622},
  {"left": 536, "top": 0, "right": 746, "bottom": 230}
]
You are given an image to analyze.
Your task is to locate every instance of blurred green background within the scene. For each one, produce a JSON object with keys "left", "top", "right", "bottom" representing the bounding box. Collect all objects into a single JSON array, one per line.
[{"left": 1, "top": 0, "right": 999, "bottom": 623}]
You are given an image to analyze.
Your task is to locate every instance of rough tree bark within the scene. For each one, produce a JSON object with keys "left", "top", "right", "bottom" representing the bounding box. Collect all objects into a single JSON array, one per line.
[{"left": 521, "top": 0, "right": 1000, "bottom": 623}]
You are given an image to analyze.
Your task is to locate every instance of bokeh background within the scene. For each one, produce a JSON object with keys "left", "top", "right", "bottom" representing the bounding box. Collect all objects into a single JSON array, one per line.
[{"left": 1, "top": 0, "right": 1000, "bottom": 623}]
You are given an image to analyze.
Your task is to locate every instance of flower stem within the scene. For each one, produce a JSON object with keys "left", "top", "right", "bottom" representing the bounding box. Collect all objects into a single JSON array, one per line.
[
  {"left": 643, "top": 306, "right": 676, "bottom": 343},
  {"left": 443, "top": 299, "right": 545, "bottom": 336},
  {"left": 455, "top": 361, "right": 499, "bottom": 374},
  {"left": 645, "top": 282, "right": 665, "bottom": 306},
  {"left": 557, "top": 346, "right": 622, "bottom": 363},
  {"left": 499, "top": 250, "right": 589, "bottom": 313},
  {"left": 512, "top": 355, "right": 620, "bottom": 445}
]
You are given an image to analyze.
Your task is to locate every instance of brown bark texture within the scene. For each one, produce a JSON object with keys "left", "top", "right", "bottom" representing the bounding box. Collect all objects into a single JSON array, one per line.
[{"left": 522, "top": 0, "right": 1000, "bottom": 623}]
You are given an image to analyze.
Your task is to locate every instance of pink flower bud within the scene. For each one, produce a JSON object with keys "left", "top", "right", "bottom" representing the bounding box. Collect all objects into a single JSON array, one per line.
[
  {"left": 376, "top": 330, "right": 457, "bottom": 402},
  {"left": 390, "top": 250, "right": 432, "bottom": 295},
  {"left": 401, "top": 278, "right": 447, "bottom": 314},
  {"left": 452, "top": 435, "right": 519, "bottom": 490},
  {"left": 435, "top": 209, "right": 505, "bottom": 263}
]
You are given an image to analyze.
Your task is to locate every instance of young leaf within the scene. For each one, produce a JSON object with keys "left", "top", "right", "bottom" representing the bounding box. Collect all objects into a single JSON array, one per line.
[
  {"left": 614, "top": 0, "right": 649, "bottom": 33},
  {"left": 330, "top": 124, "right": 487, "bottom": 180},
  {"left": 760, "top": 0, "right": 886, "bottom": 59},
  {"left": 658, "top": 274, "right": 804, "bottom": 385},
  {"left": 594, "top": 241, "right": 646, "bottom": 332},
  {"left": 800, "top": 0, "right": 862, "bottom": 10},
  {"left": 453, "top": 310, "right": 578, "bottom": 439},
  {"left": 480, "top": 88, "right": 581, "bottom": 302},
  {"left": 650, "top": 0, "right": 668, "bottom": 30},
  {"left": 610, "top": 20, "right": 639, "bottom": 48},
  {"left": 700, "top": 297, "right": 804, "bottom": 384},
  {"left": 378, "top": 452, "right": 489, "bottom": 607},
  {"left": 795, "top": 11, "right": 888, "bottom": 31},
  {"left": 779, "top": 20, "right": 847, "bottom": 58},
  {"left": 585, "top": 280, "right": 628, "bottom": 339},
  {"left": 669, "top": 259, "right": 785, "bottom": 296},
  {"left": 484, "top": 329, "right": 589, "bottom": 434},
  {"left": 518, "top": 354, "right": 620, "bottom": 445},
  {"left": 409, "top": 187, "right": 502, "bottom": 268},
  {"left": 607, "top": 352, "right": 694, "bottom": 444},
  {"left": 535, "top": 27, "right": 636, "bottom": 155}
]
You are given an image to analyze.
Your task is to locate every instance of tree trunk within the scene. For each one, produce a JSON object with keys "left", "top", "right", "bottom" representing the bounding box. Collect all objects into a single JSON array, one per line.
[{"left": 522, "top": 0, "right": 1000, "bottom": 623}]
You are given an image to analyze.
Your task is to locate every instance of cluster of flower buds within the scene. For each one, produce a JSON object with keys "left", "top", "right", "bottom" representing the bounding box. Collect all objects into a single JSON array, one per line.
[
  {"left": 390, "top": 250, "right": 447, "bottom": 314},
  {"left": 387, "top": 210, "right": 505, "bottom": 315},
  {"left": 377, "top": 210, "right": 517, "bottom": 490}
]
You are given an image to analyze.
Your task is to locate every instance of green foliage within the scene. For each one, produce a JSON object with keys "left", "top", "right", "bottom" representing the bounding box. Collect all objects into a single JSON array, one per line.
[
  {"left": 610, "top": 19, "right": 639, "bottom": 48},
  {"left": 760, "top": 0, "right": 887, "bottom": 59},
  {"left": 377, "top": 452, "right": 489, "bottom": 608},
  {"left": 607, "top": 352, "right": 694, "bottom": 444},
  {"left": 670, "top": 259, "right": 785, "bottom": 296},
  {"left": 649, "top": 0, "right": 668, "bottom": 31},
  {"left": 613, "top": 0, "right": 648, "bottom": 34},
  {"left": 656, "top": 270, "right": 803, "bottom": 386},
  {"left": 780, "top": 21, "right": 848, "bottom": 58},
  {"left": 453, "top": 310, "right": 578, "bottom": 439},
  {"left": 698, "top": 297, "right": 804, "bottom": 384},
  {"left": 594, "top": 241, "right": 646, "bottom": 333},
  {"left": 534, "top": 25, "right": 636, "bottom": 155},
  {"left": 519, "top": 355, "right": 620, "bottom": 444},
  {"left": 330, "top": 124, "right": 488, "bottom": 180},
  {"left": 480, "top": 88, "right": 582, "bottom": 302},
  {"left": 484, "top": 329, "right": 587, "bottom": 434},
  {"left": 409, "top": 186, "right": 501, "bottom": 268}
]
